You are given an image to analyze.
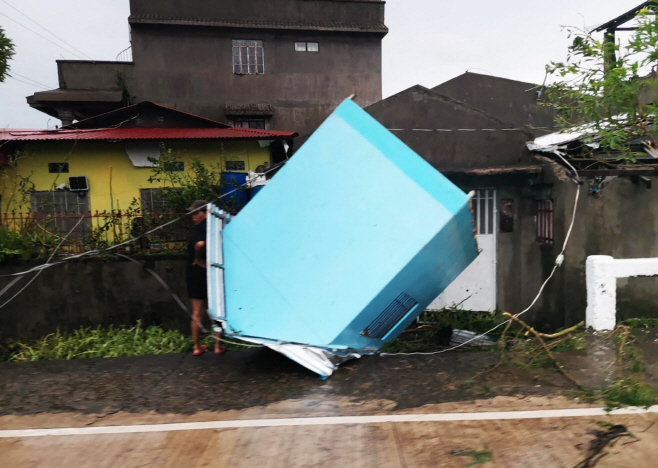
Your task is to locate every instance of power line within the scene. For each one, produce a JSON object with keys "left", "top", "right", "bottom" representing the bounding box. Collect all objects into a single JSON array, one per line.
[
  {"left": 0, "top": 0, "right": 92, "bottom": 59},
  {"left": 0, "top": 12, "right": 86, "bottom": 60},
  {"left": 7, "top": 75, "right": 49, "bottom": 90},
  {"left": 8, "top": 71, "right": 51, "bottom": 89}
]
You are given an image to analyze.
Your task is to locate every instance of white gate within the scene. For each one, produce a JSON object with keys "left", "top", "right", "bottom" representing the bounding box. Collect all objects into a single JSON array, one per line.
[{"left": 428, "top": 188, "right": 497, "bottom": 312}]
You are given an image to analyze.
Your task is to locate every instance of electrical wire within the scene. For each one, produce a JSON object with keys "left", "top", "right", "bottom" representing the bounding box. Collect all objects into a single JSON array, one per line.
[
  {"left": 7, "top": 75, "right": 50, "bottom": 90},
  {"left": 381, "top": 156, "right": 582, "bottom": 356},
  {"left": 0, "top": 12, "right": 86, "bottom": 60},
  {"left": 0, "top": 214, "right": 85, "bottom": 312},
  {"left": 0, "top": 0, "right": 92, "bottom": 59},
  {"left": 8, "top": 71, "right": 52, "bottom": 89}
]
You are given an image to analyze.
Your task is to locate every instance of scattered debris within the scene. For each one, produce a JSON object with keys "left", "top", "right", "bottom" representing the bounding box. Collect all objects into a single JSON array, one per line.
[
  {"left": 573, "top": 424, "right": 636, "bottom": 468},
  {"left": 450, "top": 329, "right": 497, "bottom": 347}
]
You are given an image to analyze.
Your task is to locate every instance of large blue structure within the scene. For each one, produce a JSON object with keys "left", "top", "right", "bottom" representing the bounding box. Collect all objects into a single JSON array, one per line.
[{"left": 207, "top": 99, "right": 478, "bottom": 377}]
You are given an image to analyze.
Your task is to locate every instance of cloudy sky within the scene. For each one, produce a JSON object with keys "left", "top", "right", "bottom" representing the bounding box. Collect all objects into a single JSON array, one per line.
[{"left": 0, "top": 0, "right": 644, "bottom": 128}]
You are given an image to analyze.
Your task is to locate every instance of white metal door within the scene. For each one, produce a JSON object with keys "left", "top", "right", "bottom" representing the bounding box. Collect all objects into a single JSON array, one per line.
[{"left": 428, "top": 189, "right": 497, "bottom": 312}]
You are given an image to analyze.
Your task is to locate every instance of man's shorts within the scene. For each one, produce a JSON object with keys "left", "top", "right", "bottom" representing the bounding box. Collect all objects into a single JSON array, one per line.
[{"left": 187, "top": 266, "right": 207, "bottom": 300}]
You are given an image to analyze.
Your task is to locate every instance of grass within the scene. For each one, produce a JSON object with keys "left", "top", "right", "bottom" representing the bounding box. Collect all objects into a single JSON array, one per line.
[
  {"left": 449, "top": 449, "right": 493, "bottom": 466},
  {"left": 5, "top": 321, "right": 253, "bottom": 362},
  {"left": 603, "top": 378, "right": 658, "bottom": 411}
]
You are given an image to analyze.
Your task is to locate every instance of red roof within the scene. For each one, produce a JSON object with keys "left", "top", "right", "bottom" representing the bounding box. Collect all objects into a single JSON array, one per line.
[{"left": 0, "top": 127, "right": 297, "bottom": 141}]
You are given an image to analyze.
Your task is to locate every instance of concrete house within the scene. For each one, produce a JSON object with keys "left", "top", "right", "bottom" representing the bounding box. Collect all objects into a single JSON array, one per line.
[
  {"left": 366, "top": 74, "right": 568, "bottom": 329},
  {"left": 0, "top": 102, "right": 296, "bottom": 221},
  {"left": 26, "top": 0, "right": 387, "bottom": 143}
]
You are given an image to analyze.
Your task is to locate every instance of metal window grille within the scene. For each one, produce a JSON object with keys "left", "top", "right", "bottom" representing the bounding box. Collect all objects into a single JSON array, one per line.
[
  {"left": 231, "top": 119, "right": 266, "bottom": 129},
  {"left": 232, "top": 40, "right": 264, "bottom": 75},
  {"left": 362, "top": 292, "right": 418, "bottom": 339},
  {"left": 139, "top": 188, "right": 183, "bottom": 213},
  {"left": 536, "top": 200, "right": 554, "bottom": 245},
  {"left": 30, "top": 191, "right": 91, "bottom": 238},
  {"left": 469, "top": 189, "right": 495, "bottom": 235}
]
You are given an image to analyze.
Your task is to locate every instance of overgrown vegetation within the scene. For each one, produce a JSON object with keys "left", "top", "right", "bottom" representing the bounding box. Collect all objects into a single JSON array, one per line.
[
  {"left": 148, "top": 145, "right": 249, "bottom": 213},
  {"left": 603, "top": 378, "right": 658, "bottom": 410},
  {"left": 5, "top": 321, "right": 252, "bottom": 362},
  {"left": 546, "top": 1, "right": 658, "bottom": 161},
  {"left": 0, "top": 26, "right": 15, "bottom": 82}
]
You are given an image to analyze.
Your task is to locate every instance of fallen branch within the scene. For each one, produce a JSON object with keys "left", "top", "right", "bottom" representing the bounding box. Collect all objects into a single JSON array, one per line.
[{"left": 502, "top": 312, "right": 583, "bottom": 389}]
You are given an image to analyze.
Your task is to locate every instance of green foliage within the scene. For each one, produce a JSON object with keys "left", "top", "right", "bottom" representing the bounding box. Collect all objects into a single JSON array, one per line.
[
  {"left": 0, "top": 26, "right": 15, "bottom": 83},
  {"left": 546, "top": 2, "right": 658, "bottom": 161},
  {"left": 449, "top": 449, "right": 493, "bottom": 466},
  {"left": 147, "top": 145, "right": 248, "bottom": 213},
  {"left": 6, "top": 322, "right": 254, "bottom": 362},
  {"left": 381, "top": 309, "right": 504, "bottom": 353},
  {"left": 621, "top": 317, "right": 658, "bottom": 328},
  {"left": 0, "top": 222, "right": 59, "bottom": 263},
  {"left": 603, "top": 378, "right": 658, "bottom": 410}
]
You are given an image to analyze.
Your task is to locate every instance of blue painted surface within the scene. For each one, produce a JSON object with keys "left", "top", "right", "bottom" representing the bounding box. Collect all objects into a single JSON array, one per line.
[{"left": 214, "top": 99, "right": 478, "bottom": 350}]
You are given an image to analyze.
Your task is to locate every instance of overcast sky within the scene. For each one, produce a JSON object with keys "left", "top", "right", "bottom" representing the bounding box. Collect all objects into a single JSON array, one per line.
[{"left": 0, "top": 0, "right": 644, "bottom": 128}]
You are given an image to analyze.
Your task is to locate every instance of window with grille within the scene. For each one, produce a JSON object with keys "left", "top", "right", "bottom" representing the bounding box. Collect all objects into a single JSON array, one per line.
[
  {"left": 140, "top": 188, "right": 183, "bottom": 214},
  {"left": 30, "top": 191, "right": 91, "bottom": 237},
  {"left": 232, "top": 40, "right": 264, "bottom": 75},
  {"left": 231, "top": 119, "right": 266, "bottom": 129},
  {"left": 469, "top": 189, "right": 495, "bottom": 235},
  {"left": 536, "top": 200, "right": 553, "bottom": 245}
]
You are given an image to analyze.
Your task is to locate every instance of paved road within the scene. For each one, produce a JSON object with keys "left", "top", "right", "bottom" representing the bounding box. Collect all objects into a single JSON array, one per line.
[{"left": 1, "top": 346, "right": 658, "bottom": 467}]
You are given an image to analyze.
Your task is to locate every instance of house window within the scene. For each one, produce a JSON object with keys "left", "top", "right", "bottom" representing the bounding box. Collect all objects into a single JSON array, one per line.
[
  {"left": 295, "top": 42, "right": 319, "bottom": 52},
  {"left": 163, "top": 161, "right": 184, "bottom": 172},
  {"left": 225, "top": 161, "right": 246, "bottom": 171},
  {"left": 231, "top": 118, "right": 266, "bottom": 129},
  {"left": 30, "top": 191, "right": 91, "bottom": 237},
  {"left": 232, "top": 40, "right": 264, "bottom": 75},
  {"left": 470, "top": 189, "right": 495, "bottom": 235},
  {"left": 140, "top": 188, "right": 182, "bottom": 213},
  {"left": 536, "top": 200, "right": 553, "bottom": 245},
  {"left": 48, "top": 163, "right": 69, "bottom": 173}
]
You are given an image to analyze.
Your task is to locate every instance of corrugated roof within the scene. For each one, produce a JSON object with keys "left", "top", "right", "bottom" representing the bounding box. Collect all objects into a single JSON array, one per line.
[
  {"left": 0, "top": 127, "right": 297, "bottom": 142},
  {"left": 129, "top": 15, "right": 388, "bottom": 33}
]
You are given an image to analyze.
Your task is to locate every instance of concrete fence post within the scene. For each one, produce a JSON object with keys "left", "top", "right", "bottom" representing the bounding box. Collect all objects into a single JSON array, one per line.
[
  {"left": 586, "top": 256, "right": 616, "bottom": 331},
  {"left": 586, "top": 255, "right": 658, "bottom": 331}
]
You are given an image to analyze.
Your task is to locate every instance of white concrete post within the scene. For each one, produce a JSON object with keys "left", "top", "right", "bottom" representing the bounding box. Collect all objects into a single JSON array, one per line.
[
  {"left": 586, "top": 255, "right": 658, "bottom": 331},
  {"left": 586, "top": 256, "right": 616, "bottom": 331}
]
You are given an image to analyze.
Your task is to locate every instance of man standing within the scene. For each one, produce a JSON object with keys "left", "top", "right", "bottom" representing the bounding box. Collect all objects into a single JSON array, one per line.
[{"left": 186, "top": 200, "right": 224, "bottom": 355}]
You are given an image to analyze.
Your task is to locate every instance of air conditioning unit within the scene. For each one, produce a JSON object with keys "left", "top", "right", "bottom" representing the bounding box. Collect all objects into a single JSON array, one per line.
[{"left": 68, "top": 176, "right": 89, "bottom": 191}]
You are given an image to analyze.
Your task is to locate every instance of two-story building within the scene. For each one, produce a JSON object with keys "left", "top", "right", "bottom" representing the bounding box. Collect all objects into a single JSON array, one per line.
[{"left": 26, "top": 0, "right": 387, "bottom": 144}]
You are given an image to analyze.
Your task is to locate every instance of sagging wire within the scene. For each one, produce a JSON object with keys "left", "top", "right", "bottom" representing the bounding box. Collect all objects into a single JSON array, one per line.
[
  {"left": 113, "top": 253, "right": 263, "bottom": 349},
  {"left": 381, "top": 153, "right": 582, "bottom": 356},
  {"left": 0, "top": 214, "right": 85, "bottom": 312}
]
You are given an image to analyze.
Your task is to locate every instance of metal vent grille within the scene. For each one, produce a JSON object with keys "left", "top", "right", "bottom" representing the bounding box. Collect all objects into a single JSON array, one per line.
[
  {"left": 68, "top": 176, "right": 89, "bottom": 191},
  {"left": 362, "top": 292, "right": 418, "bottom": 339}
]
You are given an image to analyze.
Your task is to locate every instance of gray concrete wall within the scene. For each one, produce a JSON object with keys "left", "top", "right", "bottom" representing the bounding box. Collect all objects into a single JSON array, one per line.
[
  {"left": 0, "top": 256, "right": 191, "bottom": 343},
  {"left": 129, "top": 27, "right": 382, "bottom": 139},
  {"left": 544, "top": 166, "right": 658, "bottom": 327},
  {"left": 57, "top": 61, "right": 134, "bottom": 90},
  {"left": 130, "top": 0, "right": 385, "bottom": 24}
]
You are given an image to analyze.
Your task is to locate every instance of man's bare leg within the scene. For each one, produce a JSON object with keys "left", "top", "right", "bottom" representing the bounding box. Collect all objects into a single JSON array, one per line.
[{"left": 191, "top": 298, "right": 205, "bottom": 353}]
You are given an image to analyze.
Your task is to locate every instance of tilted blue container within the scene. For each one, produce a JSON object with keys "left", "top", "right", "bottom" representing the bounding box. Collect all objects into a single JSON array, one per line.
[{"left": 207, "top": 99, "right": 478, "bottom": 376}]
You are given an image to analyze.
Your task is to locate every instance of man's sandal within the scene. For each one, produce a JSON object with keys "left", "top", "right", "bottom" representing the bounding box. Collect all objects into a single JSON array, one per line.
[{"left": 193, "top": 345, "right": 208, "bottom": 356}]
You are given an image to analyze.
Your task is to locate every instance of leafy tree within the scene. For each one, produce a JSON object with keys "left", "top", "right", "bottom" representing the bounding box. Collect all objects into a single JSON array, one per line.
[
  {"left": 545, "top": 2, "right": 658, "bottom": 161},
  {"left": 0, "top": 26, "right": 15, "bottom": 83},
  {"left": 147, "top": 145, "right": 248, "bottom": 213}
]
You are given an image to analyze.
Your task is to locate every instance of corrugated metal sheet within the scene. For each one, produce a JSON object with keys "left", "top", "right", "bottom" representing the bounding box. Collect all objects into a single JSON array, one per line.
[{"left": 0, "top": 127, "right": 297, "bottom": 142}]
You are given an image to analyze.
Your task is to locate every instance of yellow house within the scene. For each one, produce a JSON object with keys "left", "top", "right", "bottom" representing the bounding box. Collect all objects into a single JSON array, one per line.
[{"left": 0, "top": 102, "right": 297, "bottom": 218}]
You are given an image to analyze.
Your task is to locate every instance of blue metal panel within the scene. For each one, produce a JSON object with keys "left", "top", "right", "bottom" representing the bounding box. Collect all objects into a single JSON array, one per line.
[{"left": 212, "top": 99, "right": 477, "bottom": 355}]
